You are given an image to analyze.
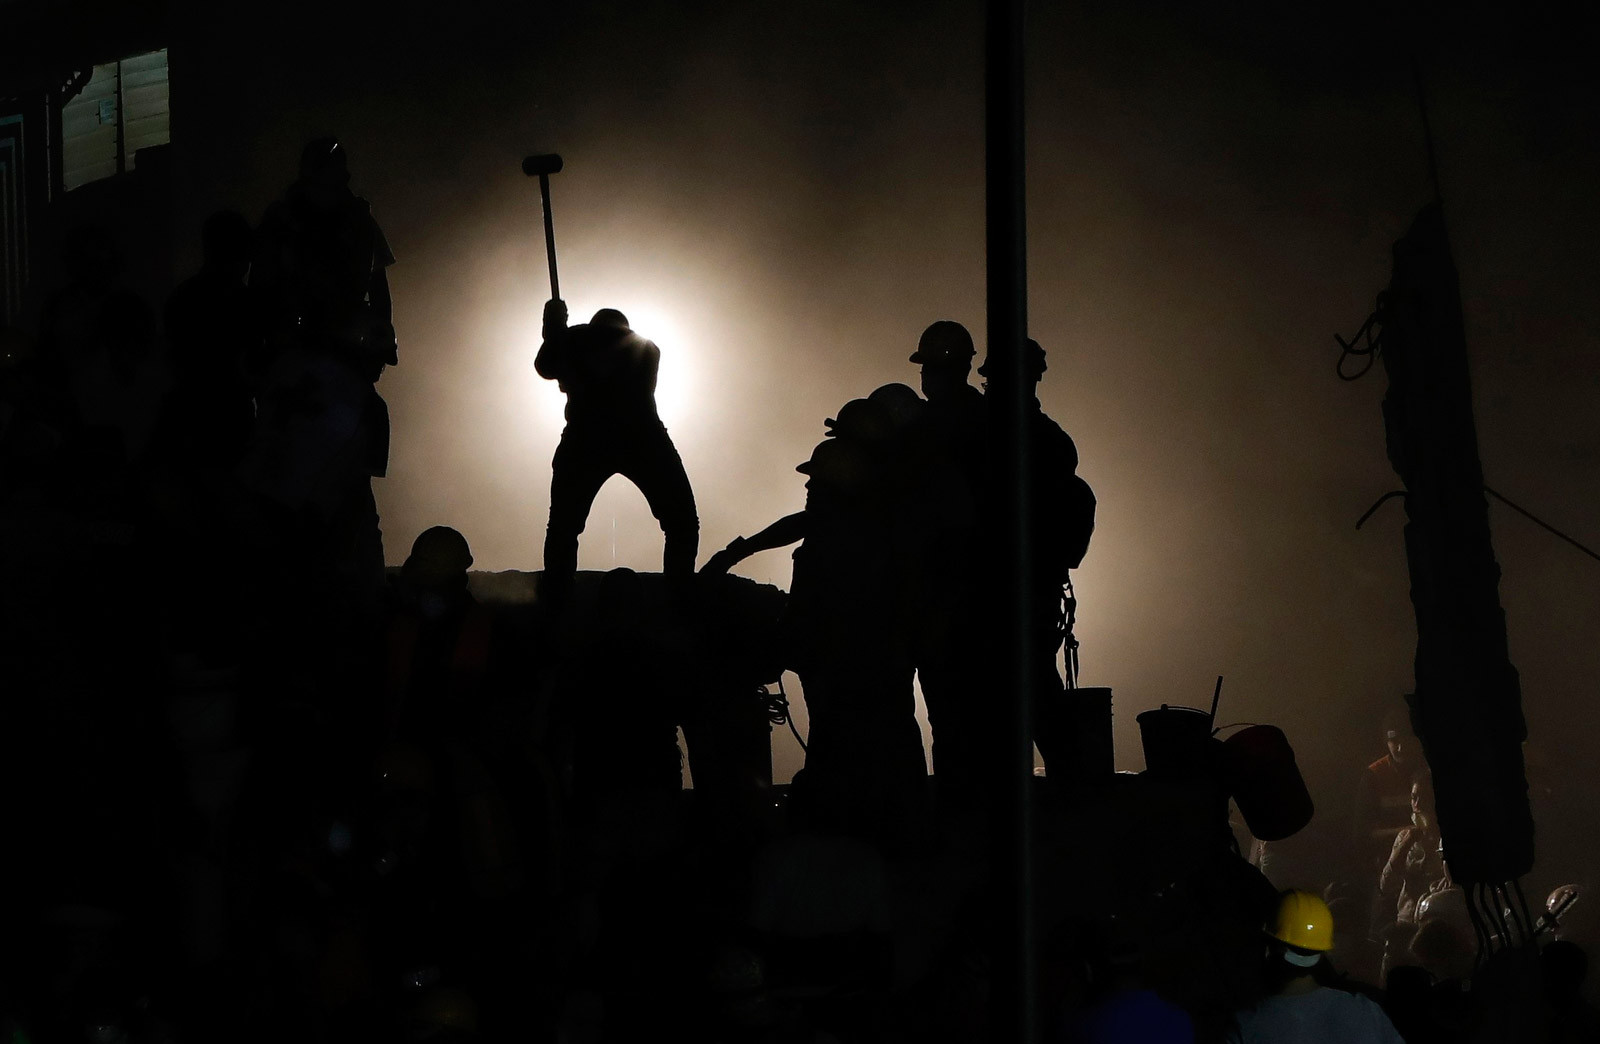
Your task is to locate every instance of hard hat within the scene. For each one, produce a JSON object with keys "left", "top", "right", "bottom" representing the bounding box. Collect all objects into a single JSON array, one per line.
[
  {"left": 909, "top": 321, "right": 975, "bottom": 365},
  {"left": 1416, "top": 887, "right": 1470, "bottom": 930},
  {"left": 795, "top": 439, "right": 872, "bottom": 487},
  {"left": 824, "top": 398, "right": 894, "bottom": 443},
  {"left": 1549, "top": 883, "right": 1582, "bottom": 916},
  {"left": 1268, "top": 889, "right": 1334, "bottom": 957},
  {"left": 977, "top": 338, "right": 1047, "bottom": 379},
  {"left": 299, "top": 137, "right": 349, "bottom": 184},
  {"left": 868, "top": 382, "right": 925, "bottom": 427},
  {"left": 403, "top": 526, "right": 473, "bottom": 586},
  {"left": 590, "top": 308, "right": 630, "bottom": 329}
]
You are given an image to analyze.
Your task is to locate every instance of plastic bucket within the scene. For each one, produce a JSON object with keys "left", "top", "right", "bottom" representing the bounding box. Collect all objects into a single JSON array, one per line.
[
  {"left": 1136, "top": 704, "right": 1213, "bottom": 777},
  {"left": 1224, "top": 725, "right": 1314, "bottom": 841}
]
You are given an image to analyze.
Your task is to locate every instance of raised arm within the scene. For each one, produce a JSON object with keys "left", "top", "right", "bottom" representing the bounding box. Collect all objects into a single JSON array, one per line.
[{"left": 534, "top": 298, "right": 569, "bottom": 380}]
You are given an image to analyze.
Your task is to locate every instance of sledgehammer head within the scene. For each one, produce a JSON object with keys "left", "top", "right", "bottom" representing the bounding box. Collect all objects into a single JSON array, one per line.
[{"left": 522, "top": 154, "right": 564, "bottom": 177}]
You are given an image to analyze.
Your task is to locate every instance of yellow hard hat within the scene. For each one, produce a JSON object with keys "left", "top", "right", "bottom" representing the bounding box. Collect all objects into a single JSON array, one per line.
[{"left": 1268, "top": 889, "right": 1334, "bottom": 955}]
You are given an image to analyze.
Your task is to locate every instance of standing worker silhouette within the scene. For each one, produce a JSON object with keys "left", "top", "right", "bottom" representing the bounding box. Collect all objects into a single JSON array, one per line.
[{"left": 536, "top": 299, "right": 698, "bottom": 593}]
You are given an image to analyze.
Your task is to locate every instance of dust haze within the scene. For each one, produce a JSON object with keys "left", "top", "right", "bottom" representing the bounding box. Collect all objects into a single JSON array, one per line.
[{"left": 171, "top": 0, "right": 1600, "bottom": 865}]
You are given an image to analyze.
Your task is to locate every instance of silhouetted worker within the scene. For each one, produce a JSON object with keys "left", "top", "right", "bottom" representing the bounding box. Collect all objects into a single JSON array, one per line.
[
  {"left": 975, "top": 338, "right": 1096, "bottom": 780},
  {"left": 248, "top": 138, "right": 395, "bottom": 603},
  {"left": 904, "top": 321, "right": 990, "bottom": 796},
  {"left": 254, "top": 137, "right": 398, "bottom": 384},
  {"left": 162, "top": 210, "right": 262, "bottom": 468},
  {"left": 704, "top": 391, "right": 927, "bottom": 841},
  {"left": 535, "top": 299, "right": 698, "bottom": 588},
  {"left": 386, "top": 526, "right": 493, "bottom": 740}
]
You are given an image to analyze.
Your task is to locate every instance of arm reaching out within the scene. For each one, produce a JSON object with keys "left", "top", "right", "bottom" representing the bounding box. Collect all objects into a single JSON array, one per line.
[{"left": 701, "top": 512, "right": 809, "bottom": 575}]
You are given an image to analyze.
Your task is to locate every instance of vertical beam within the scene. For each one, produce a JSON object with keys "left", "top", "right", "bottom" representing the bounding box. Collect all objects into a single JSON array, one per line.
[{"left": 986, "top": 0, "right": 1034, "bottom": 1039}]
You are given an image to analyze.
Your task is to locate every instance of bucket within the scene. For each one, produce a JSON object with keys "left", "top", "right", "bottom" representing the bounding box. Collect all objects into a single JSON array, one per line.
[
  {"left": 1136, "top": 704, "right": 1213, "bottom": 778},
  {"left": 1224, "top": 725, "right": 1314, "bottom": 841}
]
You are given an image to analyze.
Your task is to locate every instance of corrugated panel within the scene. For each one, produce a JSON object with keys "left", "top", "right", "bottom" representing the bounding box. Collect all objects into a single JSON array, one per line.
[
  {"left": 122, "top": 49, "right": 168, "bottom": 172},
  {"left": 61, "top": 62, "right": 118, "bottom": 191}
]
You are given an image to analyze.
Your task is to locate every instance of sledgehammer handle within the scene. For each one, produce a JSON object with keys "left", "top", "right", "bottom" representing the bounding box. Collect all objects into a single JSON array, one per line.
[{"left": 539, "top": 173, "right": 560, "bottom": 301}]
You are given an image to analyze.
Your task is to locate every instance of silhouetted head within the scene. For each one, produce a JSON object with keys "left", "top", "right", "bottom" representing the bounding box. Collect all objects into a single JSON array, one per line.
[
  {"left": 977, "top": 338, "right": 1047, "bottom": 384},
  {"left": 911, "top": 321, "right": 974, "bottom": 402},
  {"left": 910, "top": 321, "right": 974, "bottom": 366},
  {"left": 590, "top": 308, "right": 630, "bottom": 330},
  {"left": 796, "top": 438, "right": 872, "bottom": 492},
  {"left": 201, "top": 210, "right": 253, "bottom": 281},
  {"left": 299, "top": 137, "right": 350, "bottom": 186},
  {"left": 1383, "top": 704, "right": 1416, "bottom": 766},
  {"left": 402, "top": 526, "right": 473, "bottom": 593},
  {"left": 867, "top": 382, "right": 925, "bottom": 428},
  {"left": 824, "top": 398, "right": 894, "bottom": 444},
  {"left": 297, "top": 137, "right": 352, "bottom": 211}
]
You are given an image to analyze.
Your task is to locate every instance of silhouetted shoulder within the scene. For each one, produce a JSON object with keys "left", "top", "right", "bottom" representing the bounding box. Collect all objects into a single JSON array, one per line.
[{"left": 352, "top": 196, "right": 396, "bottom": 268}]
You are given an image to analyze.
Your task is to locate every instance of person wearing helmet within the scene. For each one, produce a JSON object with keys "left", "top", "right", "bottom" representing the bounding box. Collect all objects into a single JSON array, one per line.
[
  {"left": 1226, "top": 890, "right": 1405, "bottom": 1043},
  {"left": 535, "top": 301, "right": 698, "bottom": 591},
  {"left": 247, "top": 138, "right": 396, "bottom": 636},
  {"left": 972, "top": 338, "right": 1096, "bottom": 783},
  {"left": 901, "top": 322, "right": 991, "bottom": 798},
  {"left": 702, "top": 393, "right": 929, "bottom": 840}
]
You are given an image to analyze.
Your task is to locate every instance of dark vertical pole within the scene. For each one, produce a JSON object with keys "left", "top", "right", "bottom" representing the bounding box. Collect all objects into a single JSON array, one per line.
[{"left": 986, "top": 0, "right": 1034, "bottom": 1040}]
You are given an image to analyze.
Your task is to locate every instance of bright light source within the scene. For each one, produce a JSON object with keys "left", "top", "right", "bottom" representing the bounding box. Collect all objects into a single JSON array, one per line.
[{"left": 611, "top": 300, "right": 696, "bottom": 430}]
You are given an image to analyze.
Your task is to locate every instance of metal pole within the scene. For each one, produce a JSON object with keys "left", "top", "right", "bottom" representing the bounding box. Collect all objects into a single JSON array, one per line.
[{"left": 986, "top": 0, "right": 1034, "bottom": 1038}]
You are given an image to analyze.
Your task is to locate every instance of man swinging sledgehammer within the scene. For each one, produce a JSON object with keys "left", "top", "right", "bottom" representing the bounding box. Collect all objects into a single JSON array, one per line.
[
  {"left": 535, "top": 300, "right": 699, "bottom": 586},
  {"left": 523, "top": 152, "right": 698, "bottom": 592}
]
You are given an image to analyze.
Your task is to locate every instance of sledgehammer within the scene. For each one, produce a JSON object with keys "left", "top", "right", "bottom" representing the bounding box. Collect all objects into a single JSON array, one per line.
[{"left": 521, "top": 153, "right": 564, "bottom": 300}]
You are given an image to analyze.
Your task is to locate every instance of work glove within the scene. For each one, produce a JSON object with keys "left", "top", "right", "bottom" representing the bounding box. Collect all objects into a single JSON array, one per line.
[{"left": 543, "top": 298, "right": 569, "bottom": 330}]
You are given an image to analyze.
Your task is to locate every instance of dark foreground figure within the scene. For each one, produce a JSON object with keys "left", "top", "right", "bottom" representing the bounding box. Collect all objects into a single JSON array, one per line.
[{"left": 536, "top": 299, "right": 698, "bottom": 589}]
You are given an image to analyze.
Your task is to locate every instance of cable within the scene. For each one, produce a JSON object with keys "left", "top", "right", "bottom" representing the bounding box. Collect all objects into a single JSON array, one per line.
[
  {"left": 1485, "top": 486, "right": 1600, "bottom": 565},
  {"left": 774, "top": 674, "right": 807, "bottom": 753},
  {"left": 1513, "top": 880, "right": 1537, "bottom": 948},
  {"left": 1333, "top": 300, "right": 1388, "bottom": 382},
  {"left": 1464, "top": 884, "right": 1491, "bottom": 965},
  {"left": 1355, "top": 490, "right": 1408, "bottom": 530}
]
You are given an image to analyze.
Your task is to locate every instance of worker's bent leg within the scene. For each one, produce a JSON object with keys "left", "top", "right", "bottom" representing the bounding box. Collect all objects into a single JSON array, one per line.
[
  {"left": 622, "top": 430, "right": 699, "bottom": 576},
  {"left": 544, "top": 433, "right": 616, "bottom": 579}
]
